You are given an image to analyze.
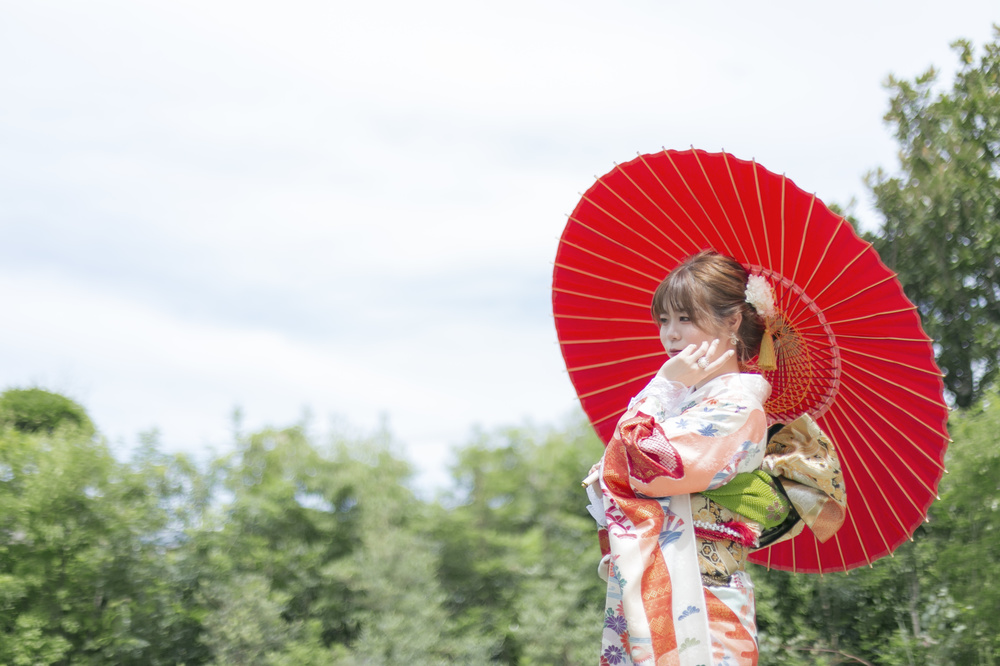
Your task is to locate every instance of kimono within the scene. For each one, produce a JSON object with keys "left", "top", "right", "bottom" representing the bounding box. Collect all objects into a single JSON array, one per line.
[{"left": 586, "top": 372, "right": 772, "bottom": 666}]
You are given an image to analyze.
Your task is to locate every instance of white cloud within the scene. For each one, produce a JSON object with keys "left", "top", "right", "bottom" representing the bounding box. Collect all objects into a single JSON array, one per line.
[{"left": 1, "top": 0, "right": 997, "bottom": 488}]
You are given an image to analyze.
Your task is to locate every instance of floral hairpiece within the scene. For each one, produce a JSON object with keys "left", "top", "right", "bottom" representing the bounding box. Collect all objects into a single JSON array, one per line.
[
  {"left": 745, "top": 275, "right": 776, "bottom": 318},
  {"left": 745, "top": 274, "right": 778, "bottom": 371}
]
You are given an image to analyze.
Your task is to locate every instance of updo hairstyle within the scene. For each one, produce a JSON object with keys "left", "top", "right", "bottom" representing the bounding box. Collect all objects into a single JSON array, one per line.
[{"left": 651, "top": 250, "right": 765, "bottom": 364}]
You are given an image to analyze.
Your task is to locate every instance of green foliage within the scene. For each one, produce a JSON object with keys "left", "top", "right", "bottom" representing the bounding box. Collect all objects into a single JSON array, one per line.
[
  {"left": 868, "top": 26, "right": 1000, "bottom": 407},
  {"left": 433, "top": 417, "right": 606, "bottom": 664},
  {"left": 0, "top": 388, "right": 94, "bottom": 437},
  {"left": 0, "top": 421, "right": 208, "bottom": 665},
  {"left": 5, "top": 384, "right": 1000, "bottom": 664}
]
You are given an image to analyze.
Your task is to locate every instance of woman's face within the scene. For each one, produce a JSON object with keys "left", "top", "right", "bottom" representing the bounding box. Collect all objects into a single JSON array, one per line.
[{"left": 657, "top": 309, "right": 720, "bottom": 358}]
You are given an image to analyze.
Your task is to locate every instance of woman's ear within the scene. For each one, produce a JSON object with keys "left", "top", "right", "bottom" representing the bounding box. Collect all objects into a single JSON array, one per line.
[{"left": 728, "top": 312, "right": 743, "bottom": 336}]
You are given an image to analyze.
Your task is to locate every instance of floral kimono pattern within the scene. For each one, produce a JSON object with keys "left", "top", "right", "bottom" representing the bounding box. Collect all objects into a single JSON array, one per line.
[{"left": 587, "top": 373, "right": 771, "bottom": 666}]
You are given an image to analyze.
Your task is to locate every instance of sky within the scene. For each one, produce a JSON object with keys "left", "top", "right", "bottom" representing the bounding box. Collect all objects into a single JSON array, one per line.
[{"left": 1, "top": 1, "right": 996, "bottom": 491}]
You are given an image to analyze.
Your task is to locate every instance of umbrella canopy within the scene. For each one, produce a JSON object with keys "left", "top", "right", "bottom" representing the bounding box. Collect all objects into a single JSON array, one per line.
[{"left": 552, "top": 148, "right": 950, "bottom": 573}]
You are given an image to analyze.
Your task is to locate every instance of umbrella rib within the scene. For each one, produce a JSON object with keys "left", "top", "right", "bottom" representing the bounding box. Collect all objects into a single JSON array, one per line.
[
  {"left": 561, "top": 335, "right": 657, "bottom": 345},
  {"left": 651, "top": 149, "right": 720, "bottom": 250},
  {"left": 833, "top": 529, "right": 849, "bottom": 573},
  {"left": 576, "top": 193, "right": 689, "bottom": 264},
  {"left": 568, "top": 216, "right": 677, "bottom": 275},
  {"left": 824, "top": 404, "right": 916, "bottom": 537},
  {"left": 552, "top": 287, "right": 650, "bottom": 310},
  {"left": 840, "top": 347, "right": 945, "bottom": 377},
  {"left": 722, "top": 152, "right": 762, "bottom": 266},
  {"left": 596, "top": 165, "right": 704, "bottom": 254},
  {"left": 554, "top": 262, "right": 656, "bottom": 295},
  {"left": 822, "top": 410, "right": 895, "bottom": 558},
  {"left": 779, "top": 174, "right": 787, "bottom": 278},
  {"left": 836, "top": 379, "right": 948, "bottom": 477},
  {"left": 835, "top": 333, "right": 932, "bottom": 343},
  {"left": 615, "top": 153, "right": 713, "bottom": 251},
  {"left": 834, "top": 382, "right": 941, "bottom": 508},
  {"left": 797, "top": 305, "right": 918, "bottom": 329},
  {"left": 567, "top": 351, "right": 665, "bottom": 372},
  {"left": 811, "top": 273, "right": 899, "bottom": 315},
  {"left": 814, "top": 530, "right": 823, "bottom": 575},
  {"left": 592, "top": 408, "right": 622, "bottom": 427},
  {"left": 845, "top": 511, "right": 874, "bottom": 568},
  {"left": 580, "top": 370, "right": 655, "bottom": 399},
  {"left": 752, "top": 160, "right": 774, "bottom": 270},
  {"left": 555, "top": 313, "right": 655, "bottom": 325},
  {"left": 691, "top": 150, "right": 737, "bottom": 257},
  {"left": 806, "top": 243, "right": 871, "bottom": 303},
  {"left": 789, "top": 194, "right": 818, "bottom": 287},
  {"left": 798, "top": 214, "right": 846, "bottom": 296},
  {"left": 840, "top": 356, "right": 950, "bottom": 413},
  {"left": 559, "top": 239, "right": 665, "bottom": 284}
]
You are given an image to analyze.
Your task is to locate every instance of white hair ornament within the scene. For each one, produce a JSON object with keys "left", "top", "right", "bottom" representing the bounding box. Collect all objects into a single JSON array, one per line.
[{"left": 745, "top": 275, "right": 778, "bottom": 370}]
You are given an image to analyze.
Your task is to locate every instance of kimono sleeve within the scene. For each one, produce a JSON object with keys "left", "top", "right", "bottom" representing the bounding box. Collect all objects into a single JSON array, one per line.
[{"left": 615, "top": 377, "right": 768, "bottom": 499}]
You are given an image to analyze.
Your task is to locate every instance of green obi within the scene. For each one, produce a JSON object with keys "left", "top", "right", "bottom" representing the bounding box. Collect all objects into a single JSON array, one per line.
[{"left": 700, "top": 470, "right": 791, "bottom": 528}]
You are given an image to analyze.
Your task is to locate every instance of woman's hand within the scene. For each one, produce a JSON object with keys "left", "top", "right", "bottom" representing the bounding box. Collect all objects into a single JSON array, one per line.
[{"left": 655, "top": 339, "right": 735, "bottom": 387}]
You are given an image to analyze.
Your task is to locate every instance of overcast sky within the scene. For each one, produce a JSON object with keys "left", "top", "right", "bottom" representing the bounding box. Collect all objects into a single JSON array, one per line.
[{"left": 1, "top": 1, "right": 996, "bottom": 491}]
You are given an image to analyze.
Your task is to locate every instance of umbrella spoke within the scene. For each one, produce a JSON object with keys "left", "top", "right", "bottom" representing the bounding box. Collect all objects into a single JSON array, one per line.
[
  {"left": 798, "top": 214, "right": 847, "bottom": 297},
  {"left": 835, "top": 333, "right": 932, "bottom": 343},
  {"left": 578, "top": 372, "right": 655, "bottom": 399},
  {"left": 813, "top": 273, "right": 900, "bottom": 315},
  {"left": 807, "top": 244, "right": 870, "bottom": 303},
  {"left": 578, "top": 192, "right": 689, "bottom": 261},
  {"left": 554, "top": 262, "right": 656, "bottom": 296},
  {"left": 568, "top": 216, "right": 676, "bottom": 274},
  {"left": 751, "top": 160, "right": 774, "bottom": 271},
  {"left": 824, "top": 404, "right": 917, "bottom": 537},
  {"left": 798, "top": 305, "right": 919, "bottom": 329},
  {"left": 840, "top": 347, "right": 945, "bottom": 377},
  {"left": 558, "top": 239, "right": 665, "bottom": 283},
  {"left": 613, "top": 153, "right": 713, "bottom": 251},
  {"left": 840, "top": 357, "right": 949, "bottom": 414},
  {"left": 834, "top": 383, "right": 940, "bottom": 509},
  {"left": 552, "top": 287, "right": 650, "bottom": 310},
  {"left": 691, "top": 150, "right": 739, "bottom": 257},
  {"left": 837, "top": 379, "right": 947, "bottom": 480},
  {"left": 814, "top": 531, "right": 823, "bottom": 575},
  {"left": 555, "top": 314, "right": 654, "bottom": 325},
  {"left": 721, "top": 152, "right": 763, "bottom": 266},
  {"left": 823, "top": 412, "right": 895, "bottom": 557},
  {"left": 789, "top": 193, "right": 818, "bottom": 288},
  {"left": 567, "top": 351, "right": 665, "bottom": 372},
  {"left": 833, "top": 530, "right": 849, "bottom": 573},
  {"left": 561, "top": 336, "right": 657, "bottom": 345},
  {"left": 593, "top": 168, "right": 702, "bottom": 254},
  {"left": 778, "top": 175, "right": 787, "bottom": 278}
]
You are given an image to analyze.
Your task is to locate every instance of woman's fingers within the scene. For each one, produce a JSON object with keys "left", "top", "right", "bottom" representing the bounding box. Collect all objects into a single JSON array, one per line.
[{"left": 657, "top": 339, "right": 734, "bottom": 385}]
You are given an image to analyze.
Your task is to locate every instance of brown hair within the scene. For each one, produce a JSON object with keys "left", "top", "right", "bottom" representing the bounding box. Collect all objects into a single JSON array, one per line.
[{"left": 651, "top": 250, "right": 765, "bottom": 363}]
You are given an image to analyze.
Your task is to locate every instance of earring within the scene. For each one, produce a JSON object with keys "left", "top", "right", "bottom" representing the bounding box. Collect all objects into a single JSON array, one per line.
[{"left": 729, "top": 332, "right": 739, "bottom": 345}]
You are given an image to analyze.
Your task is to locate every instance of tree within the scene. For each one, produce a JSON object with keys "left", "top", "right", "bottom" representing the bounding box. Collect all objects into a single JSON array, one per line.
[
  {"left": 868, "top": 26, "right": 1000, "bottom": 407},
  {"left": 0, "top": 405, "right": 208, "bottom": 665},
  {"left": 0, "top": 388, "right": 94, "bottom": 437}
]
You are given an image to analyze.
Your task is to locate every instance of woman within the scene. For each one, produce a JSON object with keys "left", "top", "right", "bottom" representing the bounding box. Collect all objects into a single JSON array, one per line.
[{"left": 585, "top": 250, "right": 781, "bottom": 666}]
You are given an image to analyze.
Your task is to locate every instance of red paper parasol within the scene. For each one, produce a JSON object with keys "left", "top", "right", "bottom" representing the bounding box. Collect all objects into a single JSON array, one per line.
[{"left": 552, "top": 148, "right": 949, "bottom": 574}]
